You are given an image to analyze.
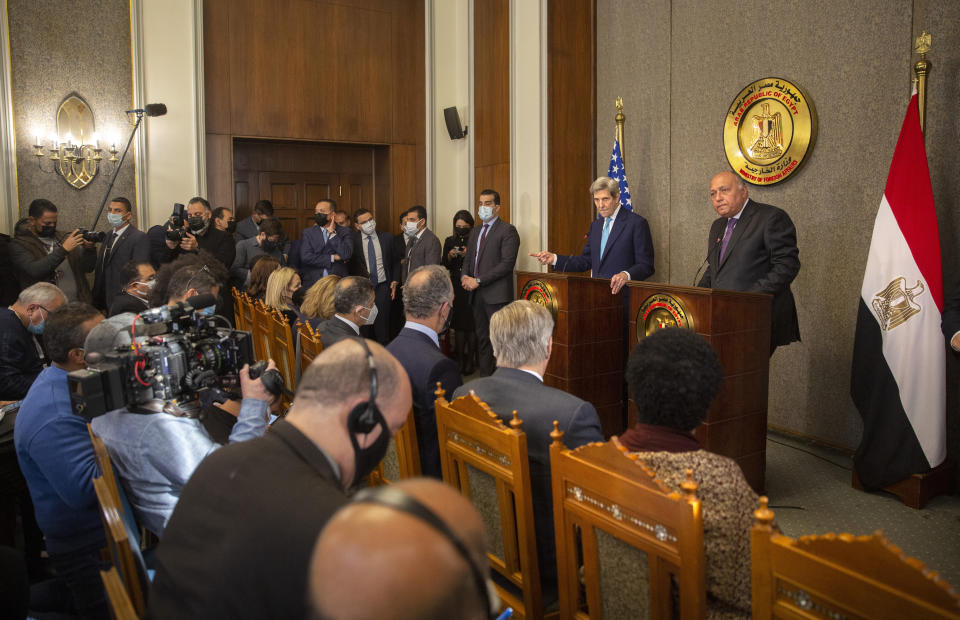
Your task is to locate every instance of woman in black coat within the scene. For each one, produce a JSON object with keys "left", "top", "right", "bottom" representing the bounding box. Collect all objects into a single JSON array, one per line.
[{"left": 442, "top": 210, "right": 477, "bottom": 375}]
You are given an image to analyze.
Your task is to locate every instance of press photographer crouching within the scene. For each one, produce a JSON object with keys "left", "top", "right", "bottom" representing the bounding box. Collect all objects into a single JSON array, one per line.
[{"left": 74, "top": 294, "right": 281, "bottom": 536}]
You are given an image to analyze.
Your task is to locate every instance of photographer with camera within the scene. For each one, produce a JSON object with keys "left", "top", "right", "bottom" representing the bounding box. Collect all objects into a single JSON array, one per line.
[
  {"left": 85, "top": 311, "right": 277, "bottom": 536},
  {"left": 186, "top": 197, "right": 236, "bottom": 272},
  {"left": 148, "top": 201, "right": 198, "bottom": 267},
  {"left": 91, "top": 197, "right": 151, "bottom": 311},
  {"left": 10, "top": 199, "right": 98, "bottom": 303}
]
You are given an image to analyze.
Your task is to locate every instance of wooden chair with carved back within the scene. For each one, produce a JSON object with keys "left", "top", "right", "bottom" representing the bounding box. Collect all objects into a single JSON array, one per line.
[
  {"left": 239, "top": 291, "right": 255, "bottom": 334},
  {"left": 268, "top": 309, "right": 297, "bottom": 392},
  {"left": 297, "top": 320, "right": 323, "bottom": 377},
  {"left": 549, "top": 431, "right": 706, "bottom": 620},
  {"left": 231, "top": 288, "right": 247, "bottom": 332},
  {"left": 368, "top": 408, "right": 422, "bottom": 486},
  {"left": 751, "top": 497, "right": 960, "bottom": 619},
  {"left": 250, "top": 300, "right": 272, "bottom": 364},
  {"left": 101, "top": 565, "right": 139, "bottom": 620},
  {"left": 93, "top": 475, "right": 149, "bottom": 617},
  {"left": 434, "top": 385, "right": 543, "bottom": 620}
]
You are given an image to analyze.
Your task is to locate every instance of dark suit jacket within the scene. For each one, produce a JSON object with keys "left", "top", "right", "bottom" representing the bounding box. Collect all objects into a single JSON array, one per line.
[
  {"left": 92, "top": 226, "right": 151, "bottom": 310},
  {"left": 147, "top": 421, "right": 347, "bottom": 620},
  {"left": 349, "top": 230, "right": 398, "bottom": 284},
  {"left": 387, "top": 327, "right": 462, "bottom": 477},
  {"left": 697, "top": 199, "right": 800, "bottom": 348},
  {"left": 108, "top": 291, "right": 149, "bottom": 317},
  {"left": 462, "top": 218, "right": 521, "bottom": 305},
  {"left": 234, "top": 216, "right": 259, "bottom": 242},
  {"left": 402, "top": 228, "right": 442, "bottom": 282},
  {"left": 300, "top": 224, "right": 353, "bottom": 288},
  {"left": 943, "top": 278, "right": 960, "bottom": 349},
  {"left": 453, "top": 367, "right": 602, "bottom": 597},
  {"left": 316, "top": 316, "right": 360, "bottom": 348},
  {"left": 555, "top": 207, "right": 654, "bottom": 280}
]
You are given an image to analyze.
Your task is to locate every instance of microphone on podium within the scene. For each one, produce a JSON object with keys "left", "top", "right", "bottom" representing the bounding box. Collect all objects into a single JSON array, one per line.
[{"left": 692, "top": 234, "right": 723, "bottom": 287}]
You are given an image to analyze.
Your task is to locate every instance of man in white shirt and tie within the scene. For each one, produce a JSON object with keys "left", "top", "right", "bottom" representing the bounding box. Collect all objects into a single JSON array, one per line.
[{"left": 92, "top": 197, "right": 151, "bottom": 311}]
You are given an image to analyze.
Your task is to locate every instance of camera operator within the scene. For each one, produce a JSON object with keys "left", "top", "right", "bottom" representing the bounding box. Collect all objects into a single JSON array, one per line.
[
  {"left": 147, "top": 202, "right": 198, "bottom": 267},
  {"left": 186, "top": 197, "right": 236, "bottom": 271},
  {"left": 86, "top": 313, "right": 276, "bottom": 536},
  {"left": 10, "top": 199, "right": 97, "bottom": 303}
]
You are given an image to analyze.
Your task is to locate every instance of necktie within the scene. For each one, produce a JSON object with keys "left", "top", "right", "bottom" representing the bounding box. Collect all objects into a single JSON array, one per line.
[
  {"left": 366, "top": 234, "right": 378, "bottom": 285},
  {"left": 321, "top": 228, "right": 330, "bottom": 276},
  {"left": 719, "top": 218, "right": 737, "bottom": 262},
  {"left": 475, "top": 224, "right": 489, "bottom": 276},
  {"left": 599, "top": 217, "right": 612, "bottom": 257},
  {"left": 102, "top": 232, "right": 117, "bottom": 266}
]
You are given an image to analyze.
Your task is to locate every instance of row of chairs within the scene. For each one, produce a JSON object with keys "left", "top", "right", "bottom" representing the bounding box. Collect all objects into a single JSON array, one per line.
[{"left": 374, "top": 386, "right": 960, "bottom": 620}]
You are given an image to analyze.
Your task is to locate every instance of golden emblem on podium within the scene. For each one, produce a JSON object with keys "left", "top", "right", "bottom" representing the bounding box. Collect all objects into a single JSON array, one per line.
[
  {"left": 636, "top": 294, "right": 694, "bottom": 342},
  {"left": 520, "top": 279, "right": 559, "bottom": 319},
  {"left": 723, "top": 77, "right": 816, "bottom": 186}
]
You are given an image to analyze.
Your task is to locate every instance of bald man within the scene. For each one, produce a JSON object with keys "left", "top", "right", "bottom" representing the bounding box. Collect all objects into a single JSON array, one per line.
[
  {"left": 696, "top": 171, "right": 800, "bottom": 352},
  {"left": 148, "top": 339, "right": 412, "bottom": 620},
  {"left": 309, "top": 478, "right": 492, "bottom": 620}
]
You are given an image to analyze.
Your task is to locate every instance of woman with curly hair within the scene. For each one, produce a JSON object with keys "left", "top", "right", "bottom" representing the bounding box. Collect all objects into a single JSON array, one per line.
[
  {"left": 622, "top": 327, "right": 760, "bottom": 617},
  {"left": 246, "top": 255, "right": 280, "bottom": 302},
  {"left": 299, "top": 275, "right": 340, "bottom": 328}
]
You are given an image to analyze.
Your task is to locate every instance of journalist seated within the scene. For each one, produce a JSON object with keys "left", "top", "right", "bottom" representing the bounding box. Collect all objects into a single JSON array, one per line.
[
  {"left": 621, "top": 327, "right": 759, "bottom": 615},
  {"left": 86, "top": 312, "right": 276, "bottom": 536}
]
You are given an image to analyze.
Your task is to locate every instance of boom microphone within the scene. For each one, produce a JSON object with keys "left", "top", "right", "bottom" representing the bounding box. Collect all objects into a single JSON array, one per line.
[{"left": 126, "top": 103, "right": 168, "bottom": 117}]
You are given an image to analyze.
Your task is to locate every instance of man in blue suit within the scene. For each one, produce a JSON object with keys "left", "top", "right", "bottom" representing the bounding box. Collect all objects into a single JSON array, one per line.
[
  {"left": 349, "top": 208, "right": 399, "bottom": 343},
  {"left": 531, "top": 176, "right": 654, "bottom": 293},
  {"left": 387, "top": 265, "right": 463, "bottom": 478},
  {"left": 301, "top": 199, "right": 354, "bottom": 289}
]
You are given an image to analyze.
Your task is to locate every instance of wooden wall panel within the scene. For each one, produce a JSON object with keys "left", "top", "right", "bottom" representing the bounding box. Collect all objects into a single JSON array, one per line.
[
  {"left": 392, "top": 0, "right": 425, "bottom": 146},
  {"left": 203, "top": 0, "right": 231, "bottom": 134},
  {"left": 205, "top": 134, "right": 233, "bottom": 211},
  {"left": 547, "top": 0, "right": 596, "bottom": 256},
  {"left": 474, "top": 0, "right": 510, "bottom": 221},
  {"left": 390, "top": 144, "right": 418, "bottom": 227}
]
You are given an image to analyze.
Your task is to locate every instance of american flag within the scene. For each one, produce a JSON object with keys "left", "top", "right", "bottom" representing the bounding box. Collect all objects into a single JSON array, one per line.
[{"left": 607, "top": 136, "right": 633, "bottom": 212}]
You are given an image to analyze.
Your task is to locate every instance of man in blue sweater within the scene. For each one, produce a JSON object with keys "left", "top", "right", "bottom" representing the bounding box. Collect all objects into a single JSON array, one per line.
[{"left": 15, "top": 302, "right": 107, "bottom": 619}]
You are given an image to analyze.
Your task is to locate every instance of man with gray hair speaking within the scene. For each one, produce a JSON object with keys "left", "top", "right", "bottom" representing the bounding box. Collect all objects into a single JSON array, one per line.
[{"left": 453, "top": 300, "right": 602, "bottom": 604}]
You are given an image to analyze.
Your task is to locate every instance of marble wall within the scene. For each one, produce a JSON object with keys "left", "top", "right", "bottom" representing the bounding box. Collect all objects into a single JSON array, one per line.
[
  {"left": 597, "top": 0, "right": 960, "bottom": 459},
  {"left": 7, "top": 0, "right": 136, "bottom": 232}
]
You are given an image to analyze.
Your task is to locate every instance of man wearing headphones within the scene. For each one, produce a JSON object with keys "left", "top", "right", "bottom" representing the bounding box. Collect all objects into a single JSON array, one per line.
[
  {"left": 147, "top": 339, "right": 412, "bottom": 620},
  {"left": 310, "top": 479, "right": 495, "bottom": 620}
]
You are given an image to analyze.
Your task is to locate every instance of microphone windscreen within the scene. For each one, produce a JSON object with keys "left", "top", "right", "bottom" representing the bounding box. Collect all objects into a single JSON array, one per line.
[
  {"left": 144, "top": 103, "right": 167, "bottom": 117},
  {"left": 186, "top": 293, "right": 217, "bottom": 312}
]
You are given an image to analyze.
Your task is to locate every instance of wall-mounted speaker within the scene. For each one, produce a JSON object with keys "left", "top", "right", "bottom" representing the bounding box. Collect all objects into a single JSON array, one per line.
[{"left": 443, "top": 106, "right": 468, "bottom": 140}]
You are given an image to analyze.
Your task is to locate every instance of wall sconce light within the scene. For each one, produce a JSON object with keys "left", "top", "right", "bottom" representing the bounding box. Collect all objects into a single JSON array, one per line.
[{"left": 33, "top": 93, "right": 117, "bottom": 189}]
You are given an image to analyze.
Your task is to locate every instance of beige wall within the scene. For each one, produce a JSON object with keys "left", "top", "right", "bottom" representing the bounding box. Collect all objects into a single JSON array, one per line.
[{"left": 598, "top": 0, "right": 960, "bottom": 454}]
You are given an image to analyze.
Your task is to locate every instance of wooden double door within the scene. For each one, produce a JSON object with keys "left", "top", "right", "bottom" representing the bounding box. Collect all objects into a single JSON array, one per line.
[{"left": 234, "top": 140, "right": 378, "bottom": 242}]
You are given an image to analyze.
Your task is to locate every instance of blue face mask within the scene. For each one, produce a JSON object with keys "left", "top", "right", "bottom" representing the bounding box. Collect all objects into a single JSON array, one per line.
[
  {"left": 199, "top": 305, "right": 216, "bottom": 317},
  {"left": 107, "top": 212, "right": 126, "bottom": 227},
  {"left": 478, "top": 205, "right": 495, "bottom": 222},
  {"left": 27, "top": 307, "right": 47, "bottom": 335}
]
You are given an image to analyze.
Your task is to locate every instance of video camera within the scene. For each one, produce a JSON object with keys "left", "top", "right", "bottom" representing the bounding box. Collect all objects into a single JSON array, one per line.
[
  {"left": 78, "top": 229, "right": 107, "bottom": 243},
  {"left": 165, "top": 203, "right": 186, "bottom": 242},
  {"left": 68, "top": 294, "right": 281, "bottom": 419}
]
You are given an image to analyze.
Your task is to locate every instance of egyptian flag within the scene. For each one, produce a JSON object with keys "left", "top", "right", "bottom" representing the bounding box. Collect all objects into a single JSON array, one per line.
[{"left": 851, "top": 92, "right": 945, "bottom": 490}]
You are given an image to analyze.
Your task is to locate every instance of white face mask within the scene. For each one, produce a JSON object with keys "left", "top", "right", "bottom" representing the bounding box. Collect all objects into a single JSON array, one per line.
[
  {"left": 478, "top": 205, "right": 495, "bottom": 222},
  {"left": 361, "top": 220, "right": 377, "bottom": 236},
  {"left": 361, "top": 303, "right": 378, "bottom": 325},
  {"left": 403, "top": 220, "right": 420, "bottom": 236},
  {"left": 107, "top": 212, "right": 126, "bottom": 228}
]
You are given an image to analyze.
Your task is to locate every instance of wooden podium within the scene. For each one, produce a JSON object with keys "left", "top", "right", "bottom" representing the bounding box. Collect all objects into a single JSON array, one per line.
[
  {"left": 515, "top": 271, "right": 626, "bottom": 438},
  {"left": 516, "top": 271, "right": 772, "bottom": 493}
]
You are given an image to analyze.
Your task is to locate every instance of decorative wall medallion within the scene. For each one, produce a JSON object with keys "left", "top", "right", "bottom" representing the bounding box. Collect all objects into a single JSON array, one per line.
[
  {"left": 723, "top": 77, "right": 817, "bottom": 185},
  {"left": 520, "top": 279, "right": 559, "bottom": 319},
  {"left": 636, "top": 294, "right": 694, "bottom": 342}
]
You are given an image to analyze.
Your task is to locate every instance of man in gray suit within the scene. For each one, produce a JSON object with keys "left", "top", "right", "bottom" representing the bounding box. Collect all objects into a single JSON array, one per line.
[
  {"left": 453, "top": 300, "right": 603, "bottom": 603},
  {"left": 315, "top": 277, "right": 375, "bottom": 348},
  {"left": 461, "top": 189, "right": 520, "bottom": 376},
  {"left": 400, "top": 205, "right": 442, "bottom": 283}
]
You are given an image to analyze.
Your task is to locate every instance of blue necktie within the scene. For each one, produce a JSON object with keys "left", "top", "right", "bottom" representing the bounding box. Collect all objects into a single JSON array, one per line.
[
  {"left": 599, "top": 217, "right": 612, "bottom": 257},
  {"left": 367, "top": 234, "right": 378, "bottom": 284},
  {"left": 322, "top": 228, "right": 330, "bottom": 276}
]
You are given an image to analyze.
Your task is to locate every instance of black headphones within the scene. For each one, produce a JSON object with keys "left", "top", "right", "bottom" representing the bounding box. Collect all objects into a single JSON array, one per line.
[
  {"left": 353, "top": 485, "right": 497, "bottom": 619},
  {"left": 346, "top": 338, "right": 380, "bottom": 434}
]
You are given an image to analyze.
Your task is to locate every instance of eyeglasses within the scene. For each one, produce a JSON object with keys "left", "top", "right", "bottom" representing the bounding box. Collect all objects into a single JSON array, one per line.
[{"left": 184, "top": 264, "right": 211, "bottom": 293}]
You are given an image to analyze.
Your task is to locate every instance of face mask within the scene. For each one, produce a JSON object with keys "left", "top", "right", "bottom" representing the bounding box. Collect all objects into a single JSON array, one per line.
[
  {"left": 38, "top": 224, "right": 56, "bottom": 238},
  {"left": 225, "top": 221, "right": 237, "bottom": 234},
  {"left": 315, "top": 213, "right": 329, "bottom": 227},
  {"left": 199, "top": 305, "right": 216, "bottom": 317},
  {"left": 349, "top": 408, "right": 391, "bottom": 487},
  {"left": 261, "top": 239, "right": 277, "bottom": 252},
  {"left": 360, "top": 303, "right": 378, "bottom": 326},
  {"left": 188, "top": 216, "right": 206, "bottom": 232},
  {"left": 439, "top": 303, "right": 452, "bottom": 335},
  {"left": 27, "top": 308, "right": 47, "bottom": 335},
  {"left": 478, "top": 205, "right": 495, "bottom": 222},
  {"left": 360, "top": 220, "right": 377, "bottom": 236},
  {"left": 455, "top": 226, "right": 471, "bottom": 237},
  {"left": 107, "top": 213, "right": 126, "bottom": 227},
  {"left": 403, "top": 221, "right": 420, "bottom": 236}
]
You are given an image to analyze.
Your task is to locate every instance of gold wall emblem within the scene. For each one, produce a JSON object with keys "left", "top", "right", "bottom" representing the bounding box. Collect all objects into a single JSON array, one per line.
[
  {"left": 723, "top": 77, "right": 817, "bottom": 186},
  {"left": 520, "top": 279, "right": 559, "bottom": 319},
  {"left": 872, "top": 277, "right": 925, "bottom": 331},
  {"left": 636, "top": 294, "right": 695, "bottom": 342}
]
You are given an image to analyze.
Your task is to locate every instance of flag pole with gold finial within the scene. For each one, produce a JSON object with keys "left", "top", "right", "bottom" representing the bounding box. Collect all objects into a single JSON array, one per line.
[
  {"left": 913, "top": 31, "right": 931, "bottom": 134},
  {"left": 615, "top": 97, "right": 626, "bottom": 167}
]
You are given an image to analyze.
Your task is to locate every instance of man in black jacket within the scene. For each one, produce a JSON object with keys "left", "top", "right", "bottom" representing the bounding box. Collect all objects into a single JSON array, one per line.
[
  {"left": 91, "top": 197, "right": 150, "bottom": 311},
  {"left": 0, "top": 283, "right": 66, "bottom": 400},
  {"left": 187, "top": 197, "right": 236, "bottom": 271},
  {"left": 107, "top": 260, "right": 156, "bottom": 317}
]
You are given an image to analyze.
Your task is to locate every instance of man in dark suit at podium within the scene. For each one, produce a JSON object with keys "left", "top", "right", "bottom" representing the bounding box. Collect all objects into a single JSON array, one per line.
[
  {"left": 460, "top": 189, "right": 520, "bottom": 376},
  {"left": 530, "top": 176, "right": 654, "bottom": 294},
  {"left": 92, "top": 197, "right": 150, "bottom": 311},
  {"left": 697, "top": 171, "right": 800, "bottom": 352}
]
